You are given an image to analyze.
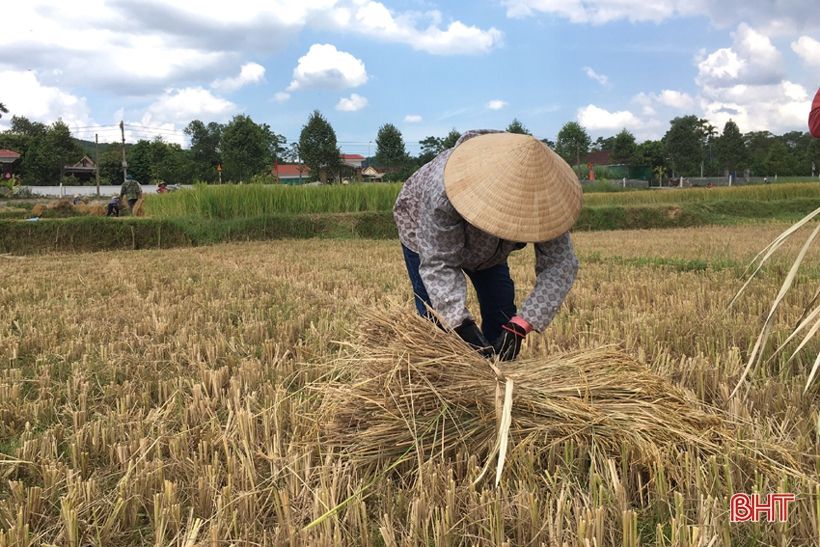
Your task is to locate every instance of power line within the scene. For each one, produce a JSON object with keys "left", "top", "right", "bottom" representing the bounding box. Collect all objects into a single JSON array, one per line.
[{"left": 123, "top": 123, "right": 186, "bottom": 134}]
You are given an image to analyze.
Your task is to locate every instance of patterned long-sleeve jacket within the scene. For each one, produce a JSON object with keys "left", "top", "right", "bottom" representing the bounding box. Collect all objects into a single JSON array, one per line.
[
  {"left": 120, "top": 179, "right": 143, "bottom": 200},
  {"left": 393, "top": 130, "right": 579, "bottom": 332}
]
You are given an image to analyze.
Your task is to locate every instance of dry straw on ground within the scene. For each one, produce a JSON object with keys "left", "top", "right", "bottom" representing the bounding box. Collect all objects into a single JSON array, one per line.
[
  {"left": 29, "top": 199, "right": 106, "bottom": 217},
  {"left": 321, "top": 310, "right": 807, "bottom": 485}
]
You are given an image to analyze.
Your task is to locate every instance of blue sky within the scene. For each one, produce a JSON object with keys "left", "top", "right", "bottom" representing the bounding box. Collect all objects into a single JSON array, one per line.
[{"left": 1, "top": 1, "right": 818, "bottom": 156}]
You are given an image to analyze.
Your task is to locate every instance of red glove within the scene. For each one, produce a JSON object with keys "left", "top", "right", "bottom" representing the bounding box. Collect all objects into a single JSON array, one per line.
[{"left": 492, "top": 316, "right": 532, "bottom": 361}]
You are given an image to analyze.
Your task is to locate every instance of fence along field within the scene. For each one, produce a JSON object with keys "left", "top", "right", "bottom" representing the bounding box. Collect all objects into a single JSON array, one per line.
[{"left": 0, "top": 224, "right": 818, "bottom": 545}]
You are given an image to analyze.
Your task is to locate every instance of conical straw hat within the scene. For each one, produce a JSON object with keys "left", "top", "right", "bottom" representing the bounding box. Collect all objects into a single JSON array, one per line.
[{"left": 443, "top": 133, "right": 582, "bottom": 242}]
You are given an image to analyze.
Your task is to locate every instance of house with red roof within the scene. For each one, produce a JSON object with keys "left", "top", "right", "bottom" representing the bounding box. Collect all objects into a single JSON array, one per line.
[
  {"left": 273, "top": 153, "right": 368, "bottom": 184},
  {"left": 340, "top": 154, "right": 365, "bottom": 169},
  {"left": 0, "top": 149, "right": 21, "bottom": 181},
  {"left": 273, "top": 163, "right": 311, "bottom": 184}
]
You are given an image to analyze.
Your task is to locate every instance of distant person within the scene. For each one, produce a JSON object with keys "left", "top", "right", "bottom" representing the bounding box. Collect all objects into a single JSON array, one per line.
[
  {"left": 120, "top": 176, "right": 143, "bottom": 210},
  {"left": 157, "top": 181, "right": 169, "bottom": 193},
  {"left": 106, "top": 196, "right": 120, "bottom": 217},
  {"left": 810, "top": 87, "right": 820, "bottom": 138}
]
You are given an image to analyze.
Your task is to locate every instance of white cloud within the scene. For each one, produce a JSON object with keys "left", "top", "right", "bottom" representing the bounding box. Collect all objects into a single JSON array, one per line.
[
  {"left": 487, "top": 99, "right": 508, "bottom": 110},
  {"left": 336, "top": 93, "right": 368, "bottom": 112},
  {"left": 0, "top": 3, "right": 232, "bottom": 95},
  {"left": 0, "top": 1, "right": 499, "bottom": 101},
  {"left": 404, "top": 114, "right": 423, "bottom": 123},
  {"left": 634, "top": 90, "right": 695, "bottom": 112},
  {"left": 0, "top": 69, "right": 92, "bottom": 128},
  {"left": 577, "top": 104, "right": 640, "bottom": 130},
  {"left": 500, "top": 1, "right": 820, "bottom": 32},
  {"left": 699, "top": 80, "right": 811, "bottom": 134},
  {"left": 696, "top": 24, "right": 784, "bottom": 88},
  {"left": 211, "top": 62, "right": 266, "bottom": 92},
  {"left": 583, "top": 66, "right": 609, "bottom": 86},
  {"left": 692, "top": 23, "right": 812, "bottom": 134},
  {"left": 287, "top": 44, "right": 367, "bottom": 91},
  {"left": 501, "top": 0, "right": 693, "bottom": 24},
  {"left": 146, "top": 87, "right": 237, "bottom": 125},
  {"left": 351, "top": 2, "right": 502, "bottom": 54},
  {"left": 658, "top": 90, "right": 695, "bottom": 110},
  {"left": 274, "top": 91, "right": 291, "bottom": 103},
  {"left": 792, "top": 36, "right": 820, "bottom": 66}
]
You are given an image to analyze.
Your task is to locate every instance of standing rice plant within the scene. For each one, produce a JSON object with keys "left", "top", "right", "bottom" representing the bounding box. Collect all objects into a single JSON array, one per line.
[
  {"left": 730, "top": 206, "right": 820, "bottom": 394},
  {"left": 144, "top": 183, "right": 404, "bottom": 219},
  {"left": 583, "top": 182, "right": 820, "bottom": 207}
]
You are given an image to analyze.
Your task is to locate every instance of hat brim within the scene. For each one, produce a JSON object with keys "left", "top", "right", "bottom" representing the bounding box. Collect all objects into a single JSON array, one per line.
[{"left": 443, "top": 133, "right": 582, "bottom": 242}]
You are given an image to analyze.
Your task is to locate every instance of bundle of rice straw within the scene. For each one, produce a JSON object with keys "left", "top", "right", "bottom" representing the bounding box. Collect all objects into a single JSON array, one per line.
[
  {"left": 48, "top": 198, "right": 74, "bottom": 212},
  {"left": 73, "top": 202, "right": 106, "bottom": 216},
  {"left": 132, "top": 197, "right": 145, "bottom": 217},
  {"left": 321, "top": 311, "right": 739, "bottom": 484}
]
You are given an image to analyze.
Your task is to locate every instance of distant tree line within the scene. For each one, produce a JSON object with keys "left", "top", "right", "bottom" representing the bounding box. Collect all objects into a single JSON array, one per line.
[
  {"left": 1, "top": 108, "right": 817, "bottom": 185},
  {"left": 554, "top": 116, "right": 820, "bottom": 182}
]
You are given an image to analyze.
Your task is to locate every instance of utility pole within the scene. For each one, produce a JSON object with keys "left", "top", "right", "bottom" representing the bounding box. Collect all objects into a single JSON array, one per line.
[
  {"left": 95, "top": 133, "right": 100, "bottom": 196},
  {"left": 119, "top": 121, "right": 128, "bottom": 183}
]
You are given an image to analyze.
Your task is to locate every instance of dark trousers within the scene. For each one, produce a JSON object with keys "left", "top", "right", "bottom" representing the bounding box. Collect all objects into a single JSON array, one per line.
[
  {"left": 127, "top": 198, "right": 138, "bottom": 209},
  {"left": 401, "top": 244, "right": 516, "bottom": 342},
  {"left": 107, "top": 204, "right": 119, "bottom": 217}
]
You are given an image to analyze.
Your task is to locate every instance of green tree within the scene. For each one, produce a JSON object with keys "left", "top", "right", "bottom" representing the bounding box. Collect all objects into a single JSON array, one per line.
[
  {"left": 184, "top": 120, "right": 223, "bottom": 182},
  {"left": 99, "top": 143, "right": 125, "bottom": 184},
  {"left": 540, "top": 138, "right": 555, "bottom": 149},
  {"left": 744, "top": 131, "right": 774, "bottom": 176},
  {"left": 418, "top": 136, "right": 444, "bottom": 164},
  {"left": 701, "top": 121, "right": 719, "bottom": 176},
  {"left": 633, "top": 140, "right": 668, "bottom": 185},
  {"left": 221, "top": 115, "right": 269, "bottom": 182},
  {"left": 0, "top": 103, "right": 8, "bottom": 119},
  {"left": 299, "top": 110, "right": 341, "bottom": 183},
  {"left": 663, "top": 115, "right": 705, "bottom": 176},
  {"left": 152, "top": 140, "right": 193, "bottom": 184},
  {"left": 555, "top": 121, "right": 590, "bottom": 168},
  {"left": 442, "top": 129, "right": 461, "bottom": 149},
  {"left": 763, "top": 140, "right": 790, "bottom": 176},
  {"left": 15, "top": 119, "right": 82, "bottom": 184},
  {"left": 284, "top": 142, "right": 301, "bottom": 164},
  {"left": 611, "top": 129, "right": 637, "bottom": 165},
  {"left": 10, "top": 116, "right": 47, "bottom": 137},
  {"left": 715, "top": 120, "right": 746, "bottom": 176},
  {"left": 127, "top": 140, "right": 153, "bottom": 183},
  {"left": 375, "top": 123, "right": 407, "bottom": 167},
  {"left": 591, "top": 135, "right": 615, "bottom": 152},
  {"left": 778, "top": 131, "right": 810, "bottom": 175},
  {"left": 48, "top": 120, "right": 83, "bottom": 177},
  {"left": 807, "top": 138, "right": 820, "bottom": 177},
  {"left": 260, "top": 124, "right": 287, "bottom": 167},
  {"left": 506, "top": 118, "right": 531, "bottom": 135}
]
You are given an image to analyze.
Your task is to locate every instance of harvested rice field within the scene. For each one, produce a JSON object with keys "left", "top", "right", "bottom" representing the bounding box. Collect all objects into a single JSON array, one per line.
[{"left": 1, "top": 224, "right": 819, "bottom": 546}]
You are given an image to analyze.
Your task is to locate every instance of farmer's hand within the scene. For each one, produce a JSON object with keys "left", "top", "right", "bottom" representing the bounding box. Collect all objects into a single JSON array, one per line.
[
  {"left": 492, "top": 319, "right": 530, "bottom": 361},
  {"left": 454, "top": 320, "right": 493, "bottom": 357}
]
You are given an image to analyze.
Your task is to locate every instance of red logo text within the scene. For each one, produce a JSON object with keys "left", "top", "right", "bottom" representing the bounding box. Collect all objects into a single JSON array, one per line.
[{"left": 730, "top": 493, "right": 795, "bottom": 523}]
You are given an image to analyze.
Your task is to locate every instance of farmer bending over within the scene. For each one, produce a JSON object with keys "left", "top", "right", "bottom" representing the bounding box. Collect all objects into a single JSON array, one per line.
[
  {"left": 106, "top": 195, "right": 120, "bottom": 217},
  {"left": 393, "top": 130, "right": 582, "bottom": 361},
  {"left": 120, "top": 176, "right": 143, "bottom": 210}
]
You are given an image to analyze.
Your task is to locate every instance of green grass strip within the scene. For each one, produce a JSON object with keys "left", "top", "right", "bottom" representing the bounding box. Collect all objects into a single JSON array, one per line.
[{"left": 2, "top": 197, "right": 818, "bottom": 255}]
